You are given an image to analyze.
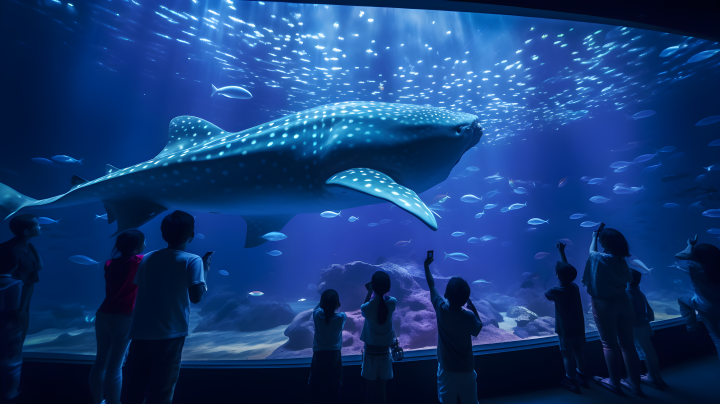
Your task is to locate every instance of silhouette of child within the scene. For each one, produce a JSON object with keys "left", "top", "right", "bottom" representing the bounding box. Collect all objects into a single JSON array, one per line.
[
  {"left": 545, "top": 242, "right": 588, "bottom": 394},
  {"left": 626, "top": 269, "right": 666, "bottom": 390},
  {"left": 89, "top": 230, "right": 145, "bottom": 404},
  {"left": 0, "top": 251, "right": 23, "bottom": 403},
  {"left": 309, "top": 289, "right": 346, "bottom": 404},
  {"left": 360, "top": 271, "right": 396, "bottom": 404},
  {"left": 674, "top": 235, "right": 720, "bottom": 362},
  {"left": 424, "top": 256, "right": 483, "bottom": 404}
]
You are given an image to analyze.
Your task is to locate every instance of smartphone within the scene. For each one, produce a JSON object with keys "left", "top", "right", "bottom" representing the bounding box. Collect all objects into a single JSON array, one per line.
[
  {"left": 427, "top": 250, "right": 434, "bottom": 259},
  {"left": 597, "top": 223, "right": 606, "bottom": 233},
  {"left": 365, "top": 281, "right": 373, "bottom": 291},
  {"left": 203, "top": 251, "right": 215, "bottom": 259}
]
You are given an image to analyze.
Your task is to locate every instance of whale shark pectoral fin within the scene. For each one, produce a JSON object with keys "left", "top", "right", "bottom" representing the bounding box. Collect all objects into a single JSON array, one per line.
[
  {"left": 71, "top": 175, "right": 88, "bottom": 187},
  {"left": 242, "top": 214, "right": 295, "bottom": 248},
  {"left": 0, "top": 182, "right": 37, "bottom": 220},
  {"left": 102, "top": 199, "right": 167, "bottom": 236},
  {"left": 326, "top": 168, "right": 438, "bottom": 231}
]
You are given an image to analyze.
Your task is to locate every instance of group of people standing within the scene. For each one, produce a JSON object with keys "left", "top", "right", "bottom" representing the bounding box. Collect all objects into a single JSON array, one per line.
[{"left": 0, "top": 212, "right": 718, "bottom": 404}]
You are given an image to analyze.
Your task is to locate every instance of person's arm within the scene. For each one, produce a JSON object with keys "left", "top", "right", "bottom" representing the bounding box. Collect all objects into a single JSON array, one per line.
[
  {"left": 424, "top": 256, "right": 435, "bottom": 289},
  {"left": 189, "top": 255, "right": 211, "bottom": 304},
  {"left": 363, "top": 281, "right": 373, "bottom": 304},
  {"left": 556, "top": 242, "right": 568, "bottom": 263},
  {"left": 466, "top": 299, "right": 481, "bottom": 322},
  {"left": 589, "top": 231, "right": 599, "bottom": 253}
]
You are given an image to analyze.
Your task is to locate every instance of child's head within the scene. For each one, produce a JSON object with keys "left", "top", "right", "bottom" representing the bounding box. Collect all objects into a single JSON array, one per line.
[
  {"left": 319, "top": 289, "right": 340, "bottom": 324},
  {"left": 444, "top": 277, "right": 471, "bottom": 308},
  {"left": 598, "top": 228, "right": 630, "bottom": 257},
  {"left": 0, "top": 251, "right": 18, "bottom": 275},
  {"left": 112, "top": 230, "right": 146, "bottom": 259},
  {"left": 371, "top": 271, "right": 391, "bottom": 325},
  {"left": 629, "top": 269, "right": 643, "bottom": 287},
  {"left": 160, "top": 211, "right": 195, "bottom": 246},
  {"left": 555, "top": 261, "right": 577, "bottom": 283},
  {"left": 9, "top": 214, "right": 40, "bottom": 238},
  {"left": 692, "top": 243, "right": 720, "bottom": 284}
]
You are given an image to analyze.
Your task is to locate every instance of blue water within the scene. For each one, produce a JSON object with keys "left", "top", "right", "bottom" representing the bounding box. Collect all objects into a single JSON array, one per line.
[{"left": 3, "top": 0, "right": 719, "bottom": 360}]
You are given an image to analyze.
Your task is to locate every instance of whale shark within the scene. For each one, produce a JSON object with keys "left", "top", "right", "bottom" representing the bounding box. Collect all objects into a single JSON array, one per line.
[{"left": 0, "top": 101, "right": 482, "bottom": 248}]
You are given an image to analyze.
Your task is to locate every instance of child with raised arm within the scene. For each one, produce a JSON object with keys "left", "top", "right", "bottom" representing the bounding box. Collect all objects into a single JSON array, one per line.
[
  {"left": 309, "top": 289, "right": 346, "bottom": 404},
  {"left": 424, "top": 255, "right": 483, "bottom": 404},
  {"left": 626, "top": 269, "right": 666, "bottom": 390},
  {"left": 674, "top": 235, "right": 720, "bottom": 362},
  {"left": 546, "top": 242, "right": 588, "bottom": 394},
  {"left": 360, "top": 271, "right": 396, "bottom": 404}
]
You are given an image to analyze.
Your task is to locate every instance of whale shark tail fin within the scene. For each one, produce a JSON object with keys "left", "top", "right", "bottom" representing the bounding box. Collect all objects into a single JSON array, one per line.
[
  {"left": 212, "top": 84, "right": 218, "bottom": 97},
  {"left": 0, "top": 182, "right": 38, "bottom": 220},
  {"left": 102, "top": 199, "right": 168, "bottom": 237},
  {"left": 242, "top": 214, "right": 295, "bottom": 248}
]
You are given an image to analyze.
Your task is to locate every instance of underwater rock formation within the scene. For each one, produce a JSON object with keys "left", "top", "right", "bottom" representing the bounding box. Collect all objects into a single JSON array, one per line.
[
  {"left": 513, "top": 316, "right": 556, "bottom": 339},
  {"left": 665, "top": 307, "right": 680, "bottom": 315},
  {"left": 198, "top": 289, "right": 252, "bottom": 316},
  {"left": 482, "top": 293, "right": 518, "bottom": 312},
  {"left": 511, "top": 287, "right": 554, "bottom": 317},
  {"left": 269, "top": 260, "right": 520, "bottom": 359},
  {"left": 194, "top": 299, "right": 295, "bottom": 333},
  {"left": 27, "top": 303, "right": 89, "bottom": 334}
]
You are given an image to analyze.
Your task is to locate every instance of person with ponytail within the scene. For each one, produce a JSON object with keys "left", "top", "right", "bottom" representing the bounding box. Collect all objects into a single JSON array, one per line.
[
  {"left": 89, "top": 230, "right": 145, "bottom": 404},
  {"left": 674, "top": 235, "right": 720, "bottom": 362},
  {"left": 309, "top": 289, "right": 346, "bottom": 403},
  {"left": 360, "top": 271, "right": 397, "bottom": 404}
]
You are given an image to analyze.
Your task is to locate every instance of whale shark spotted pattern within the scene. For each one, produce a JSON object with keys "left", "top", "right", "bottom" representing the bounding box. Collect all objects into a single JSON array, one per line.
[{"left": 0, "top": 101, "right": 482, "bottom": 248}]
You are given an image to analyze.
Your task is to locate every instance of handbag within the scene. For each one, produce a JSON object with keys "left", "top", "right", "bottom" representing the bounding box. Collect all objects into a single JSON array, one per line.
[{"left": 391, "top": 340, "right": 404, "bottom": 362}]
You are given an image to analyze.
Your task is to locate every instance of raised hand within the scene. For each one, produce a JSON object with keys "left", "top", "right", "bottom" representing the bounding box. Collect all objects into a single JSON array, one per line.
[{"left": 556, "top": 242, "right": 566, "bottom": 252}]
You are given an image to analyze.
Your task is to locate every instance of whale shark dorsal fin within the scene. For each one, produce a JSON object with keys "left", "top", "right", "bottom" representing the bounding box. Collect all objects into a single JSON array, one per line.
[
  {"left": 158, "top": 116, "right": 227, "bottom": 159},
  {"left": 71, "top": 175, "right": 88, "bottom": 187},
  {"left": 106, "top": 164, "right": 120, "bottom": 175},
  {"left": 242, "top": 214, "right": 295, "bottom": 248},
  {"left": 102, "top": 199, "right": 168, "bottom": 236},
  {"left": 326, "top": 168, "right": 438, "bottom": 230}
]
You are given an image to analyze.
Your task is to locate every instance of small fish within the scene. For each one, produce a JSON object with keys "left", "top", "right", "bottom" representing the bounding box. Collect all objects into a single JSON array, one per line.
[
  {"left": 483, "top": 190, "right": 500, "bottom": 199},
  {"left": 702, "top": 209, "right": 720, "bottom": 218},
  {"left": 399, "top": 220, "right": 411, "bottom": 225},
  {"left": 513, "top": 187, "right": 527, "bottom": 195},
  {"left": 657, "top": 146, "right": 677, "bottom": 153},
  {"left": 444, "top": 252, "right": 469, "bottom": 261},
  {"left": 502, "top": 241, "right": 512, "bottom": 247},
  {"left": 395, "top": 239, "right": 412, "bottom": 247},
  {"left": 709, "top": 140, "right": 720, "bottom": 147},
  {"left": 704, "top": 165, "right": 720, "bottom": 172},
  {"left": 610, "top": 161, "right": 633, "bottom": 169},
  {"left": 642, "top": 162, "right": 662, "bottom": 173},
  {"left": 558, "top": 177, "right": 568, "bottom": 187},
  {"left": 686, "top": 49, "right": 719, "bottom": 64},
  {"left": 438, "top": 196, "right": 450, "bottom": 203},
  {"left": 627, "top": 110, "right": 656, "bottom": 120},
  {"left": 479, "top": 235, "right": 496, "bottom": 241},
  {"left": 614, "top": 166, "right": 631, "bottom": 173},
  {"left": 378, "top": 219, "right": 391, "bottom": 224},
  {"left": 298, "top": 298, "right": 307, "bottom": 302},
  {"left": 613, "top": 185, "right": 644, "bottom": 194},
  {"left": 672, "top": 279, "right": 682, "bottom": 285},
  {"left": 580, "top": 221, "right": 600, "bottom": 228},
  {"left": 265, "top": 250, "right": 282, "bottom": 256},
  {"left": 484, "top": 203, "right": 497, "bottom": 209},
  {"left": 508, "top": 203, "right": 527, "bottom": 210},
  {"left": 262, "top": 232, "right": 287, "bottom": 241},
  {"left": 320, "top": 211, "right": 341, "bottom": 218},
  {"left": 663, "top": 203, "right": 680, "bottom": 208},
  {"left": 588, "top": 177, "right": 606, "bottom": 185},
  {"left": 569, "top": 213, "right": 587, "bottom": 219},
  {"left": 51, "top": 155, "right": 83, "bottom": 165},
  {"left": 508, "top": 178, "right": 517, "bottom": 189},
  {"left": 37, "top": 217, "right": 61, "bottom": 225},
  {"left": 348, "top": 216, "right": 359, "bottom": 222},
  {"left": 460, "top": 194, "right": 482, "bottom": 203},
  {"left": 212, "top": 84, "right": 253, "bottom": 99},
  {"left": 195, "top": 233, "right": 206, "bottom": 240},
  {"left": 468, "top": 237, "right": 480, "bottom": 243},
  {"left": 668, "top": 262, "right": 684, "bottom": 270},
  {"left": 634, "top": 154, "right": 657, "bottom": 164},
  {"left": 466, "top": 166, "right": 479, "bottom": 172},
  {"left": 218, "top": 270, "right": 229, "bottom": 276},
  {"left": 368, "top": 223, "right": 379, "bottom": 227},
  {"left": 522, "top": 272, "right": 533, "bottom": 277},
  {"left": 474, "top": 211, "right": 485, "bottom": 219},
  {"left": 484, "top": 172, "right": 503, "bottom": 182},
  {"left": 580, "top": 176, "right": 591, "bottom": 181},
  {"left": 696, "top": 175, "right": 706, "bottom": 182},
  {"left": 526, "top": 227, "right": 538, "bottom": 232},
  {"left": 68, "top": 255, "right": 99, "bottom": 266},
  {"left": 472, "top": 279, "right": 491, "bottom": 284},
  {"left": 432, "top": 193, "right": 449, "bottom": 204},
  {"left": 590, "top": 196, "right": 610, "bottom": 203},
  {"left": 707, "top": 229, "right": 720, "bottom": 235},
  {"left": 669, "top": 152, "right": 685, "bottom": 159},
  {"left": 534, "top": 252, "right": 548, "bottom": 259},
  {"left": 248, "top": 291, "right": 264, "bottom": 296},
  {"left": 659, "top": 46, "right": 679, "bottom": 57},
  {"left": 628, "top": 257, "right": 653, "bottom": 274},
  {"left": 527, "top": 218, "right": 549, "bottom": 225},
  {"left": 95, "top": 214, "right": 107, "bottom": 220},
  {"left": 451, "top": 232, "right": 466, "bottom": 237},
  {"left": 688, "top": 202, "right": 705, "bottom": 211},
  {"left": 501, "top": 207, "right": 510, "bottom": 213},
  {"left": 85, "top": 315, "right": 96, "bottom": 323},
  {"left": 31, "top": 157, "right": 54, "bottom": 165},
  {"left": 696, "top": 115, "right": 720, "bottom": 127}
]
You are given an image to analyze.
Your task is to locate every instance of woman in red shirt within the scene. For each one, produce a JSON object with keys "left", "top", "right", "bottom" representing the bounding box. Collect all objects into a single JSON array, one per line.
[{"left": 88, "top": 230, "right": 145, "bottom": 404}]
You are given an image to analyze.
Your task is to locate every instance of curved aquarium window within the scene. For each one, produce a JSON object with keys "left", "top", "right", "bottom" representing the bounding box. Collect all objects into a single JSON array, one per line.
[{"left": 4, "top": 0, "right": 719, "bottom": 361}]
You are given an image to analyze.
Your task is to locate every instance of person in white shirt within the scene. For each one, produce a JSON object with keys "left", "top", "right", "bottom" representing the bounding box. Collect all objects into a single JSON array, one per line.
[
  {"left": 424, "top": 255, "right": 483, "bottom": 404},
  {"left": 360, "top": 271, "right": 396, "bottom": 404},
  {"left": 121, "top": 211, "right": 210, "bottom": 404},
  {"left": 583, "top": 227, "right": 643, "bottom": 397},
  {"left": 309, "top": 289, "right": 346, "bottom": 404}
]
